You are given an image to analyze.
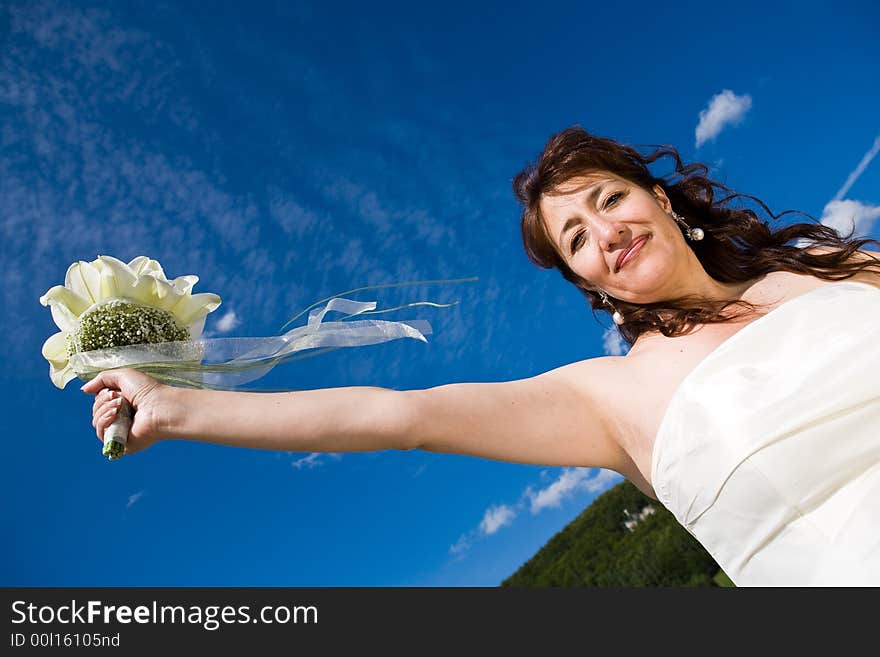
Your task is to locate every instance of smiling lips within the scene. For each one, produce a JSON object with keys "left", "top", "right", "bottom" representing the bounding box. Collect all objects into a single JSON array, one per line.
[{"left": 616, "top": 236, "right": 648, "bottom": 272}]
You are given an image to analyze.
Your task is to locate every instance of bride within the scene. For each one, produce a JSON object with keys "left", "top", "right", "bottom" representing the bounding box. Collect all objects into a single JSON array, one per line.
[{"left": 83, "top": 126, "right": 880, "bottom": 586}]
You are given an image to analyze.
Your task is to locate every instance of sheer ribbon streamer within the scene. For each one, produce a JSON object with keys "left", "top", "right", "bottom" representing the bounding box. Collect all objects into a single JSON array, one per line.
[{"left": 69, "top": 292, "right": 458, "bottom": 391}]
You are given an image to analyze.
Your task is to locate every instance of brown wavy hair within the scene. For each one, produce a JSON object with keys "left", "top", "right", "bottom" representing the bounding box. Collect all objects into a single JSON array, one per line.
[{"left": 514, "top": 126, "right": 880, "bottom": 346}]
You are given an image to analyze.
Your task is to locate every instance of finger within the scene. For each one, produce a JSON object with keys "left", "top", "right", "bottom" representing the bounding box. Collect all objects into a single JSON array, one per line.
[
  {"left": 95, "top": 396, "right": 122, "bottom": 419},
  {"left": 92, "top": 390, "right": 119, "bottom": 420},
  {"left": 92, "top": 388, "right": 115, "bottom": 414},
  {"left": 81, "top": 370, "right": 121, "bottom": 395},
  {"left": 93, "top": 396, "right": 122, "bottom": 428},
  {"left": 92, "top": 395, "right": 104, "bottom": 428},
  {"left": 81, "top": 372, "right": 106, "bottom": 395},
  {"left": 96, "top": 406, "right": 119, "bottom": 442}
]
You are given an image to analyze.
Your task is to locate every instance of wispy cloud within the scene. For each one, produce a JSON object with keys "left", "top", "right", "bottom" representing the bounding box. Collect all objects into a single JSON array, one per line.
[
  {"left": 291, "top": 452, "right": 343, "bottom": 469},
  {"left": 126, "top": 490, "right": 145, "bottom": 509},
  {"left": 213, "top": 309, "right": 241, "bottom": 334},
  {"left": 819, "top": 199, "right": 880, "bottom": 238},
  {"left": 524, "top": 467, "right": 621, "bottom": 513},
  {"left": 832, "top": 135, "right": 880, "bottom": 202},
  {"left": 4, "top": 4, "right": 270, "bottom": 341},
  {"left": 448, "top": 467, "right": 622, "bottom": 558},
  {"left": 695, "top": 89, "right": 753, "bottom": 148},
  {"left": 812, "top": 134, "right": 880, "bottom": 240},
  {"left": 602, "top": 326, "right": 628, "bottom": 356},
  {"left": 479, "top": 504, "right": 516, "bottom": 536},
  {"left": 449, "top": 534, "right": 472, "bottom": 556},
  {"left": 8, "top": 1, "right": 500, "bottom": 385}
]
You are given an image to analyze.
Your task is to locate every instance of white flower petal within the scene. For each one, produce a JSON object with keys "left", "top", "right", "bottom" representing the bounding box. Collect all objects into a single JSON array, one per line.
[
  {"left": 41, "top": 255, "right": 222, "bottom": 388},
  {"left": 169, "top": 292, "right": 222, "bottom": 326},
  {"left": 149, "top": 274, "right": 176, "bottom": 300},
  {"left": 127, "top": 256, "right": 168, "bottom": 281},
  {"left": 48, "top": 361, "right": 78, "bottom": 389},
  {"left": 41, "top": 332, "right": 77, "bottom": 389},
  {"left": 127, "top": 271, "right": 195, "bottom": 314},
  {"left": 63, "top": 260, "right": 102, "bottom": 305},
  {"left": 42, "top": 331, "right": 71, "bottom": 367},
  {"left": 127, "top": 256, "right": 149, "bottom": 273},
  {"left": 127, "top": 274, "right": 160, "bottom": 306},
  {"left": 39, "top": 284, "right": 90, "bottom": 315},
  {"left": 188, "top": 313, "right": 207, "bottom": 340},
  {"left": 39, "top": 286, "right": 87, "bottom": 332},
  {"left": 95, "top": 255, "right": 137, "bottom": 298},
  {"left": 172, "top": 274, "right": 199, "bottom": 295},
  {"left": 51, "top": 303, "right": 79, "bottom": 333}
]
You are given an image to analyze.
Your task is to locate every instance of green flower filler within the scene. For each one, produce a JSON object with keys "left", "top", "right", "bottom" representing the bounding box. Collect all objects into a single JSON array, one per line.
[
  {"left": 69, "top": 300, "right": 191, "bottom": 354},
  {"left": 70, "top": 300, "right": 191, "bottom": 460},
  {"left": 40, "top": 255, "right": 222, "bottom": 461}
]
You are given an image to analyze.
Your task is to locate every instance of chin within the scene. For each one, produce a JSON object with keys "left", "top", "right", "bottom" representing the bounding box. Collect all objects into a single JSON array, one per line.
[{"left": 619, "top": 274, "right": 667, "bottom": 301}]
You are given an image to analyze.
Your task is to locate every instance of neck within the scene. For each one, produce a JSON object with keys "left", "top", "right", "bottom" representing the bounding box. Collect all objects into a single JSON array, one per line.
[{"left": 669, "top": 253, "right": 759, "bottom": 303}]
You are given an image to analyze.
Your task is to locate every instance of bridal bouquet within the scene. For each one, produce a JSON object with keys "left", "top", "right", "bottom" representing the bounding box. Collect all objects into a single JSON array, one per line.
[{"left": 40, "top": 255, "right": 470, "bottom": 460}]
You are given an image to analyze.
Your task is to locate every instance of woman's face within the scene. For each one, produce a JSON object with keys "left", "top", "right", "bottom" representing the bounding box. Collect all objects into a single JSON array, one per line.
[{"left": 539, "top": 171, "right": 691, "bottom": 303}]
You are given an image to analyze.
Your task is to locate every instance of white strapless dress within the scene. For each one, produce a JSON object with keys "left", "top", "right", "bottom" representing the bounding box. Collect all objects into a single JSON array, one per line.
[{"left": 650, "top": 281, "right": 880, "bottom": 586}]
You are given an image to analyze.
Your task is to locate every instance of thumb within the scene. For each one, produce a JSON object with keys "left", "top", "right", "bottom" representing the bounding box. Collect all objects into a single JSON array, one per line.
[{"left": 79, "top": 368, "right": 144, "bottom": 398}]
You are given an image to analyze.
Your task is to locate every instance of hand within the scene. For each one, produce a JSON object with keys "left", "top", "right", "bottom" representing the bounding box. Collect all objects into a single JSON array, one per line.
[{"left": 81, "top": 368, "right": 169, "bottom": 456}]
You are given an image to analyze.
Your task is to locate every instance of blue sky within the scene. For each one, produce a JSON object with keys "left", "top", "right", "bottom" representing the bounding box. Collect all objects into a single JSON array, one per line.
[{"left": 3, "top": 0, "right": 878, "bottom": 586}]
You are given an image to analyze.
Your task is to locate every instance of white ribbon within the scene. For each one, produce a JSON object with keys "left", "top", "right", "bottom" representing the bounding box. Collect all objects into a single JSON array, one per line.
[{"left": 69, "top": 296, "right": 435, "bottom": 390}]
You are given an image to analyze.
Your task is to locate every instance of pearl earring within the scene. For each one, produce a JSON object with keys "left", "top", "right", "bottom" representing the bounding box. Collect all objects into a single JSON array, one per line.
[
  {"left": 599, "top": 290, "right": 625, "bottom": 325},
  {"left": 672, "top": 210, "right": 704, "bottom": 241}
]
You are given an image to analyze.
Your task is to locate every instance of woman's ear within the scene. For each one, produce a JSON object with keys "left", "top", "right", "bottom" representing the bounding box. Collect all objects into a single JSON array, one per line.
[{"left": 652, "top": 184, "right": 672, "bottom": 213}]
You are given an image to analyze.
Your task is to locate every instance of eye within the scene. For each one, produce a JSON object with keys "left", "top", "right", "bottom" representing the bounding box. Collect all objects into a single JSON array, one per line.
[
  {"left": 604, "top": 191, "right": 623, "bottom": 209},
  {"left": 569, "top": 191, "right": 625, "bottom": 254}
]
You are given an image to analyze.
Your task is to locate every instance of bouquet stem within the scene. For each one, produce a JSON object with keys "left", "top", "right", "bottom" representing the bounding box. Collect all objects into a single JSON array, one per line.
[{"left": 102, "top": 400, "right": 132, "bottom": 461}]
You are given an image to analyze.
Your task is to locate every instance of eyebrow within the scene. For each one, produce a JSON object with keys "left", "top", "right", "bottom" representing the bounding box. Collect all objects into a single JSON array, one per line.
[{"left": 557, "top": 182, "right": 608, "bottom": 250}]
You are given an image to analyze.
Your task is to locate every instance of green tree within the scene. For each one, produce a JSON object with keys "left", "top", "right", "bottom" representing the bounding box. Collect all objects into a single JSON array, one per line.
[{"left": 500, "top": 481, "right": 733, "bottom": 587}]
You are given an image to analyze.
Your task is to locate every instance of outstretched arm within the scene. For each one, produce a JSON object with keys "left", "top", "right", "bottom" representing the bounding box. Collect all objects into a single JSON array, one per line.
[
  {"left": 159, "top": 356, "right": 627, "bottom": 471},
  {"left": 408, "top": 357, "right": 625, "bottom": 469},
  {"left": 161, "top": 385, "right": 418, "bottom": 454}
]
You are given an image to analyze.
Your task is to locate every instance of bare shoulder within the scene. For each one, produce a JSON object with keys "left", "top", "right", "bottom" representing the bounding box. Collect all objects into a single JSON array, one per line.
[
  {"left": 536, "top": 353, "right": 635, "bottom": 387},
  {"left": 536, "top": 354, "right": 644, "bottom": 418},
  {"left": 535, "top": 353, "right": 654, "bottom": 454},
  {"left": 410, "top": 355, "right": 636, "bottom": 472},
  {"left": 805, "top": 246, "right": 880, "bottom": 287},
  {"left": 805, "top": 245, "right": 880, "bottom": 258}
]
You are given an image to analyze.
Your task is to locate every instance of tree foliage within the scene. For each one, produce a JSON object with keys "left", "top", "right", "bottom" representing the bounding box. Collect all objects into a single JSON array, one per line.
[{"left": 500, "top": 481, "right": 734, "bottom": 587}]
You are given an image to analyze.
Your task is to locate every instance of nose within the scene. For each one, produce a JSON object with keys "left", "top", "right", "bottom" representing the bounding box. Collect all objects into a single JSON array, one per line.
[{"left": 595, "top": 221, "right": 630, "bottom": 252}]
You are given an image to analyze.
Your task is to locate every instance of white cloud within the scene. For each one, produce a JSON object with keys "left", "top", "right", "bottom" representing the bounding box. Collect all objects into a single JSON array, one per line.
[
  {"left": 526, "top": 467, "right": 590, "bottom": 513},
  {"left": 447, "top": 467, "right": 623, "bottom": 558},
  {"left": 291, "top": 452, "right": 343, "bottom": 469},
  {"left": 126, "top": 490, "right": 145, "bottom": 509},
  {"left": 581, "top": 468, "right": 623, "bottom": 493},
  {"left": 819, "top": 199, "right": 880, "bottom": 238},
  {"left": 695, "top": 89, "right": 752, "bottom": 148},
  {"left": 268, "top": 192, "right": 321, "bottom": 239},
  {"left": 832, "top": 135, "right": 880, "bottom": 202},
  {"left": 526, "top": 467, "right": 622, "bottom": 514},
  {"left": 214, "top": 309, "right": 241, "bottom": 334},
  {"left": 479, "top": 504, "right": 516, "bottom": 536},
  {"left": 602, "top": 326, "right": 628, "bottom": 356},
  {"left": 447, "top": 501, "right": 516, "bottom": 558},
  {"left": 2, "top": 4, "right": 272, "bottom": 333},
  {"left": 813, "top": 135, "right": 880, "bottom": 239},
  {"left": 5, "top": 1, "right": 497, "bottom": 386},
  {"left": 449, "top": 534, "right": 471, "bottom": 557}
]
